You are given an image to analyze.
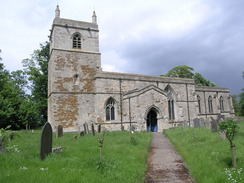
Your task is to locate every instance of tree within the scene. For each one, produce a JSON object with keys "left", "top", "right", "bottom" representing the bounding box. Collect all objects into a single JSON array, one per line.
[
  {"left": 219, "top": 119, "right": 239, "bottom": 168},
  {"left": 161, "top": 65, "right": 216, "bottom": 87},
  {"left": 162, "top": 65, "right": 195, "bottom": 79},
  {"left": 22, "top": 42, "right": 50, "bottom": 126},
  {"left": 194, "top": 73, "right": 216, "bottom": 87}
]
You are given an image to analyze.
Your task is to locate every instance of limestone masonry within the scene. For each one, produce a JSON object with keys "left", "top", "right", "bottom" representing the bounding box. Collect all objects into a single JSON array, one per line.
[{"left": 48, "top": 6, "right": 235, "bottom": 132}]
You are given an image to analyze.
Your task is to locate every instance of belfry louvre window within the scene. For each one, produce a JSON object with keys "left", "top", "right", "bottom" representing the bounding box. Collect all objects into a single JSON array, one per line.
[
  {"left": 208, "top": 96, "right": 213, "bottom": 113},
  {"left": 105, "top": 98, "right": 115, "bottom": 121},
  {"left": 220, "top": 96, "right": 224, "bottom": 111},
  {"left": 73, "top": 33, "right": 81, "bottom": 49}
]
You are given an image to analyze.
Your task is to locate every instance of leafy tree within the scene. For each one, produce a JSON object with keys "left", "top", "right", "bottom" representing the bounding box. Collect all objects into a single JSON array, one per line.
[
  {"left": 219, "top": 119, "right": 239, "bottom": 168},
  {"left": 194, "top": 73, "right": 216, "bottom": 87},
  {"left": 239, "top": 90, "right": 244, "bottom": 116},
  {"left": 22, "top": 42, "right": 50, "bottom": 126},
  {"left": 161, "top": 65, "right": 216, "bottom": 87},
  {"left": 162, "top": 65, "right": 195, "bottom": 79}
]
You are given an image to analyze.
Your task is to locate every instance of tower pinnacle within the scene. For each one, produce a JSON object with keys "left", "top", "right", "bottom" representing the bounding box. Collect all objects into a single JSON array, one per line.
[
  {"left": 92, "top": 11, "right": 97, "bottom": 24},
  {"left": 55, "top": 5, "right": 60, "bottom": 18}
]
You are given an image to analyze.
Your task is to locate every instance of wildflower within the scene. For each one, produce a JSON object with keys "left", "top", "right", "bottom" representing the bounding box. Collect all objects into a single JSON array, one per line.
[
  {"left": 40, "top": 168, "right": 48, "bottom": 171},
  {"left": 20, "top": 166, "right": 28, "bottom": 171}
]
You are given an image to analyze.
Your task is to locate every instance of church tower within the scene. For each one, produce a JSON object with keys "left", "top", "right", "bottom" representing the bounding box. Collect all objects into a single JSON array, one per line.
[{"left": 48, "top": 6, "right": 101, "bottom": 132}]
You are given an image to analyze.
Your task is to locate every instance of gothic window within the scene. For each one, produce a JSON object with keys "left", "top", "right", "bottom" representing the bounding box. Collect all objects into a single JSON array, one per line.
[
  {"left": 168, "top": 99, "right": 175, "bottom": 120},
  {"left": 197, "top": 95, "right": 201, "bottom": 114},
  {"left": 165, "top": 85, "right": 175, "bottom": 120},
  {"left": 219, "top": 96, "right": 224, "bottom": 112},
  {"left": 73, "top": 33, "right": 81, "bottom": 49},
  {"left": 208, "top": 96, "right": 213, "bottom": 113},
  {"left": 105, "top": 98, "right": 115, "bottom": 121}
]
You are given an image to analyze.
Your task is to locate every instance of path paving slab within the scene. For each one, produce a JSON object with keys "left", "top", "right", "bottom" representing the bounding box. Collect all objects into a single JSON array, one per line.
[{"left": 145, "top": 132, "right": 195, "bottom": 183}]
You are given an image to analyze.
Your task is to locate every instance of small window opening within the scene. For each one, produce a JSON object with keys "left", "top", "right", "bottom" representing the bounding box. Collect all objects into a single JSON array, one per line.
[{"left": 73, "top": 33, "right": 81, "bottom": 49}]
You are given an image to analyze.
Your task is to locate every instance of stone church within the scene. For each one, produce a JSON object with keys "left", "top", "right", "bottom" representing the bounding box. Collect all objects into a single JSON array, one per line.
[{"left": 48, "top": 6, "right": 235, "bottom": 132}]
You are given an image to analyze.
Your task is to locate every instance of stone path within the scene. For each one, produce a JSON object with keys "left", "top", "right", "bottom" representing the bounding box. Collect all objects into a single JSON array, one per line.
[{"left": 145, "top": 132, "right": 195, "bottom": 183}]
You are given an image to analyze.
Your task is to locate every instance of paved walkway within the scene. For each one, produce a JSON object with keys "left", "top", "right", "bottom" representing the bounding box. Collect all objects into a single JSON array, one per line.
[{"left": 145, "top": 133, "right": 195, "bottom": 183}]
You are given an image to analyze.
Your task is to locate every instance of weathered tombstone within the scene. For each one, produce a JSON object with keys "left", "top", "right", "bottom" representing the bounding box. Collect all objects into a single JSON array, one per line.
[
  {"left": 193, "top": 118, "right": 200, "bottom": 128},
  {"left": 182, "top": 121, "right": 188, "bottom": 127},
  {"left": 199, "top": 118, "right": 205, "bottom": 127},
  {"left": 85, "top": 123, "right": 89, "bottom": 134},
  {"left": 97, "top": 124, "right": 101, "bottom": 133},
  {"left": 80, "top": 131, "right": 85, "bottom": 136},
  {"left": 40, "top": 122, "right": 53, "bottom": 160},
  {"left": 91, "top": 123, "right": 95, "bottom": 136},
  {"left": 83, "top": 124, "right": 87, "bottom": 134},
  {"left": 131, "top": 125, "right": 136, "bottom": 132},
  {"left": 26, "top": 124, "right": 29, "bottom": 130},
  {"left": 219, "top": 131, "right": 226, "bottom": 140},
  {"left": 57, "top": 125, "right": 63, "bottom": 138},
  {"left": 211, "top": 118, "right": 218, "bottom": 132},
  {"left": 217, "top": 115, "right": 225, "bottom": 123}
]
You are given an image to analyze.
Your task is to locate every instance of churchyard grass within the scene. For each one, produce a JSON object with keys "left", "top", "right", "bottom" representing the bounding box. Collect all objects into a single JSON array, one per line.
[
  {"left": 164, "top": 121, "right": 244, "bottom": 183},
  {"left": 0, "top": 130, "right": 152, "bottom": 183}
]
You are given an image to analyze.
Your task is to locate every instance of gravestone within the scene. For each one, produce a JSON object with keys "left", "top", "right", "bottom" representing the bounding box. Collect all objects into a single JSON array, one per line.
[
  {"left": 219, "top": 131, "right": 226, "bottom": 140},
  {"left": 57, "top": 125, "right": 63, "bottom": 138},
  {"left": 193, "top": 118, "right": 200, "bottom": 128},
  {"left": 182, "top": 121, "right": 188, "bottom": 127},
  {"left": 83, "top": 124, "right": 87, "bottom": 134},
  {"left": 26, "top": 124, "right": 29, "bottom": 130},
  {"left": 40, "top": 122, "right": 53, "bottom": 160},
  {"left": 131, "top": 125, "right": 136, "bottom": 132},
  {"left": 97, "top": 124, "right": 101, "bottom": 133},
  {"left": 217, "top": 115, "right": 225, "bottom": 122},
  {"left": 211, "top": 118, "right": 218, "bottom": 132},
  {"left": 80, "top": 131, "right": 85, "bottom": 136},
  {"left": 199, "top": 118, "right": 205, "bottom": 127},
  {"left": 85, "top": 123, "right": 89, "bottom": 134},
  {"left": 91, "top": 123, "right": 95, "bottom": 136}
]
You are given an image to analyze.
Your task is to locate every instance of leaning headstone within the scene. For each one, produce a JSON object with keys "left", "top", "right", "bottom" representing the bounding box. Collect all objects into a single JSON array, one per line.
[
  {"left": 57, "top": 125, "right": 63, "bottom": 138},
  {"left": 211, "top": 119, "right": 218, "bottom": 132},
  {"left": 80, "top": 131, "right": 85, "bottom": 136},
  {"left": 193, "top": 118, "right": 200, "bottom": 128},
  {"left": 40, "top": 122, "right": 53, "bottom": 160},
  {"left": 83, "top": 124, "right": 87, "bottom": 134},
  {"left": 97, "top": 124, "right": 101, "bottom": 133},
  {"left": 91, "top": 123, "right": 95, "bottom": 136}
]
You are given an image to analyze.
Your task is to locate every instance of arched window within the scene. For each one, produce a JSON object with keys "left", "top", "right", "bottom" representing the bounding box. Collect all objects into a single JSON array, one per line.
[
  {"left": 197, "top": 95, "right": 201, "bottom": 114},
  {"left": 73, "top": 33, "right": 81, "bottom": 49},
  {"left": 168, "top": 99, "right": 175, "bottom": 120},
  {"left": 208, "top": 96, "right": 213, "bottom": 113},
  {"left": 219, "top": 96, "right": 224, "bottom": 112},
  {"left": 105, "top": 98, "right": 115, "bottom": 121},
  {"left": 165, "top": 85, "right": 175, "bottom": 120}
]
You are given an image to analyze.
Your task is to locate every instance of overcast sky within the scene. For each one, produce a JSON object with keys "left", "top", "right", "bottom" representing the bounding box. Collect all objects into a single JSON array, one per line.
[{"left": 0, "top": 0, "right": 243, "bottom": 94}]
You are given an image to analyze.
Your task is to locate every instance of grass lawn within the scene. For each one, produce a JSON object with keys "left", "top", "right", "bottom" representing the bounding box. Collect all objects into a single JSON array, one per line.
[
  {"left": 164, "top": 121, "right": 244, "bottom": 183},
  {"left": 0, "top": 130, "right": 152, "bottom": 183}
]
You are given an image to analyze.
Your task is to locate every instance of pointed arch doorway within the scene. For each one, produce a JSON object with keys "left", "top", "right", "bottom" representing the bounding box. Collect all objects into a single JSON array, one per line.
[{"left": 147, "top": 109, "right": 158, "bottom": 132}]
